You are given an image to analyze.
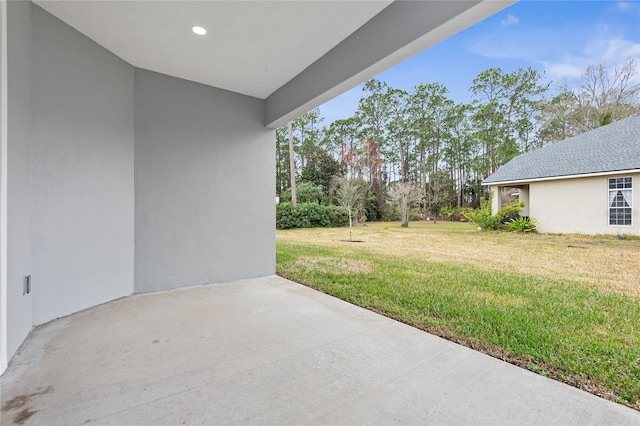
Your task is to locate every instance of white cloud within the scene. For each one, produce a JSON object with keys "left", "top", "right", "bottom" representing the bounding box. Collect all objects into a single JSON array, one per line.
[
  {"left": 601, "top": 36, "right": 640, "bottom": 61},
  {"left": 468, "top": 23, "right": 640, "bottom": 85},
  {"left": 501, "top": 14, "right": 519, "bottom": 27},
  {"left": 542, "top": 60, "right": 584, "bottom": 80},
  {"left": 545, "top": 34, "right": 640, "bottom": 83},
  {"left": 617, "top": 1, "right": 632, "bottom": 11},
  {"left": 467, "top": 29, "right": 550, "bottom": 61}
]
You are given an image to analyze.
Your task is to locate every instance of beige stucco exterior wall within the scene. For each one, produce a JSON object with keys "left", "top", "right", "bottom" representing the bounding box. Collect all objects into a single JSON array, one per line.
[{"left": 528, "top": 172, "right": 640, "bottom": 235}]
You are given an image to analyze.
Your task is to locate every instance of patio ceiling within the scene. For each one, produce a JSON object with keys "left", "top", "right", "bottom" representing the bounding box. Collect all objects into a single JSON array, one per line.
[
  {"left": 33, "top": 0, "right": 515, "bottom": 127},
  {"left": 33, "top": 0, "right": 392, "bottom": 99}
]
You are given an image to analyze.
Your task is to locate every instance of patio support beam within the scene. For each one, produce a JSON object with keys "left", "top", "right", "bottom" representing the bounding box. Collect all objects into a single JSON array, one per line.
[
  {"left": 264, "top": 0, "right": 514, "bottom": 128},
  {"left": 490, "top": 185, "right": 500, "bottom": 216}
]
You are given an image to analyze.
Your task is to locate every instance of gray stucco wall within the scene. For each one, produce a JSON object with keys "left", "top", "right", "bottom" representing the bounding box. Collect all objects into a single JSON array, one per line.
[
  {"left": 3, "top": 2, "right": 276, "bottom": 370},
  {"left": 30, "top": 5, "right": 135, "bottom": 325},
  {"left": 5, "top": 0, "right": 33, "bottom": 361},
  {"left": 134, "top": 70, "right": 275, "bottom": 292}
]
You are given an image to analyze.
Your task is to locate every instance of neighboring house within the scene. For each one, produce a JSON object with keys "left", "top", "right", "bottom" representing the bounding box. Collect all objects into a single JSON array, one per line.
[
  {"left": 0, "top": 1, "right": 511, "bottom": 373},
  {"left": 483, "top": 115, "right": 640, "bottom": 235}
]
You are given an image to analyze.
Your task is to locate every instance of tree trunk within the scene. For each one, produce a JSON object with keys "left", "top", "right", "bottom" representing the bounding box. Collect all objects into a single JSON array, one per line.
[
  {"left": 398, "top": 131, "right": 408, "bottom": 183},
  {"left": 420, "top": 143, "right": 427, "bottom": 218},
  {"left": 288, "top": 121, "right": 297, "bottom": 206}
]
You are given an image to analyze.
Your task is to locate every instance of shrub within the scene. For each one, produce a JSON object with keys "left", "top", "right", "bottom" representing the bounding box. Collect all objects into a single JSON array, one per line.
[
  {"left": 280, "top": 182, "right": 327, "bottom": 204},
  {"left": 276, "top": 202, "right": 347, "bottom": 229},
  {"left": 464, "top": 195, "right": 501, "bottom": 230},
  {"left": 381, "top": 204, "right": 400, "bottom": 222},
  {"left": 465, "top": 209, "right": 500, "bottom": 231},
  {"left": 410, "top": 207, "right": 423, "bottom": 221},
  {"left": 466, "top": 195, "right": 531, "bottom": 231},
  {"left": 328, "top": 205, "right": 349, "bottom": 227},
  {"left": 497, "top": 200, "right": 525, "bottom": 223},
  {"left": 441, "top": 207, "right": 455, "bottom": 221},
  {"left": 477, "top": 214, "right": 501, "bottom": 230},
  {"left": 441, "top": 206, "right": 471, "bottom": 221},
  {"left": 457, "top": 207, "right": 474, "bottom": 222},
  {"left": 508, "top": 216, "right": 538, "bottom": 233}
]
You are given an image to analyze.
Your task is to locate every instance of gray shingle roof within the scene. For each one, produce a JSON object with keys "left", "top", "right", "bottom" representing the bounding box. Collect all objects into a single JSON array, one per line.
[{"left": 483, "top": 115, "right": 640, "bottom": 185}]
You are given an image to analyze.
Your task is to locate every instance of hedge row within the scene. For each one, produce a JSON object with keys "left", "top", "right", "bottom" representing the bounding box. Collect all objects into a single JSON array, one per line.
[{"left": 276, "top": 202, "right": 348, "bottom": 229}]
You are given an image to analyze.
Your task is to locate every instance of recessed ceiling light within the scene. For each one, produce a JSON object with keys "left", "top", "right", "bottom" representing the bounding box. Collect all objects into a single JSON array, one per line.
[{"left": 192, "top": 26, "right": 207, "bottom": 36}]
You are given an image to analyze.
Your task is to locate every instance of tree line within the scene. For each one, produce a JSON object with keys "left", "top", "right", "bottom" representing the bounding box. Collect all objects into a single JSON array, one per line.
[{"left": 276, "top": 59, "right": 640, "bottom": 220}]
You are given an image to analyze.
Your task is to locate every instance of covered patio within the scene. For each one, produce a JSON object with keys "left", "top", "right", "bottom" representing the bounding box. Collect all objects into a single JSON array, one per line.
[
  {"left": 4, "top": 1, "right": 639, "bottom": 423},
  {"left": 2, "top": 276, "right": 638, "bottom": 424},
  {"left": 2, "top": 0, "right": 516, "bottom": 375}
]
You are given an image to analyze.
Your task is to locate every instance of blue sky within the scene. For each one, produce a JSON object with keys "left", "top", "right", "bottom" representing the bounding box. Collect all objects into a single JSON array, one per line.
[{"left": 319, "top": 0, "right": 640, "bottom": 125}]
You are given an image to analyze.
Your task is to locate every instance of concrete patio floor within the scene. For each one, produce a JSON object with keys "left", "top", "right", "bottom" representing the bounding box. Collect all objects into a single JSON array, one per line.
[{"left": 1, "top": 275, "right": 638, "bottom": 425}]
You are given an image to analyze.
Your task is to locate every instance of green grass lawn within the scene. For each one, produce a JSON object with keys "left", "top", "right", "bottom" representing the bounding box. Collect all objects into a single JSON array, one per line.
[{"left": 276, "top": 221, "right": 640, "bottom": 409}]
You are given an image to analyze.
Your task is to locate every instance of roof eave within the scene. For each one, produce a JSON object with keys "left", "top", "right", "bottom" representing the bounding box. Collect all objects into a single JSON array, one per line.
[{"left": 482, "top": 168, "right": 640, "bottom": 186}]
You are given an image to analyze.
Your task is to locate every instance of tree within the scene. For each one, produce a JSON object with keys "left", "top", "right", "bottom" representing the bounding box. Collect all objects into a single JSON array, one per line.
[
  {"left": 463, "top": 178, "right": 483, "bottom": 208},
  {"left": 325, "top": 117, "right": 361, "bottom": 179},
  {"left": 470, "top": 67, "right": 548, "bottom": 176},
  {"left": 443, "top": 103, "right": 476, "bottom": 207},
  {"left": 500, "top": 67, "right": 549, "bottom": 155},
  {"left": 273, "top": 62, "right": 636, "bottom": 214},
  {"left": 276, "top": 109, "right": 328, "bottom": 200},
  {"left": 538, "top": 59, "right": 640, "bottom": 142},
  {"left": 300, "top": 148, "right": 342, "bottom": 195},
  {"left": 292, "top": 108, "right": 323, "bottom": 171},
  {"left": 426, "top": 171, "right": 455, "bottom": 223},
  {"left": 358, "top": 79, "right": 390, "bottom": 218},
  {"left": 470, "top": 68, "right": 503, "bottom": 177},
  {"left": 275, "top": 125, "right": 291, "bottom": 197},
  {"left": 386, "top": 88, "right": 410, "bottom": 183},
  {"left": 335, "top": 178, "right": 367, "bottom": 241},
  {"left": 288, "top": 121, "right": 297, "bottom": 206},
  {"left": 389, "top": 183, "right": 422, "bottom": 227},
  {"left": 572, "top": 60, "right": 640, "bottom": 126},
  {"left": 407, "top": 82, "right": 452, "bottom": 215}
]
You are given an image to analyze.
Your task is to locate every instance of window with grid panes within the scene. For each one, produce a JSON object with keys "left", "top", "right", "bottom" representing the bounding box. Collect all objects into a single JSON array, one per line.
[{"left": 608, "top": 177, "right": 632, "bottom": 226}]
